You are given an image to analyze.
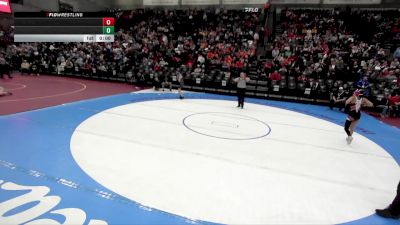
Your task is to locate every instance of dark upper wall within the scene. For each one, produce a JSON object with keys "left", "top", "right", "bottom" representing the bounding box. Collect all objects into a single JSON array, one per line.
[{"left": 10, "top": 0, "right": 400, "bottom": 11}]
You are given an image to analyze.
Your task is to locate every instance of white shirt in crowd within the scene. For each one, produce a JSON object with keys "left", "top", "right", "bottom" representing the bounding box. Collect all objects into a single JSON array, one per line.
[{"left": 197, "top": 55, "right": 205, "bottom": 64}]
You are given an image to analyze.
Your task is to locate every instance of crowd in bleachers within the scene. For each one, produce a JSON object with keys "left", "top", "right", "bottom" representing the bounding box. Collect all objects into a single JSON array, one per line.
[
  {"left": 1, "top": 9, "right": 263, "bottom": 87},
  {"left": 262, "top": 9, "right": 399, "bottom": 115},
  {"left": 0, "top": 8, "right": 399, "bottom": 116}
]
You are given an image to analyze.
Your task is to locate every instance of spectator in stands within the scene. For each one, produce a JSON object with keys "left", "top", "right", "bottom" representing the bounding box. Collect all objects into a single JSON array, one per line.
[
  {"left": 40, "top": 59, "right": 49, "bottom": 74},
  {"left": 269, "top": 70, "right": 281, "bottom": 82},
  {"left": 31, "top": 61, "right": 40, "bottom": 76},
  {"left": 330, "top": 87, "right": 348, "bottom": 111},
  {"left": 197, "top": 54, "right": 205, "bottom": 65},
  {"left": 297, "top": 72, "right": 308, "bottom": 83},
  {"left": 376, "top": 181, "right": 400, "bottom": 219},
  {"left": 310, "top": 79, "right": 321, "bottom": 100},
  {"left": 387, "top": 91, "right": 400, "bottom": 117},
  {"left": 272, "top": 47, "right": 280, "bottom": 58},
  {"left": 394, "top": 47, "right": 400, "bottom": 60},
  {"left": 20, "top": 60, "right": 31, "bottom": 75},
  {"left": 82, "top": 62, "right": 92, "bottom": 76},
  {"left": 380, "top": 93, "right": 391, "bottom": 118},
  {"left": 356, "top": 76, "right": 370, "bottom": 96},
  {"left": 64, "top": 59, "right": 74, "bottom": 74},
  {"left": 192, "top": 65, "right": 202, "bottom": 77},
  {"left": 98, "top": 63, "right": 107, "bottom": 77}
]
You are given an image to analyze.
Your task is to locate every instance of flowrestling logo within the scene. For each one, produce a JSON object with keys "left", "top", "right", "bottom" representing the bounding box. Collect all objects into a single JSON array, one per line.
[
  {"left": 47, "top": 12, "right": 83, "bottom": 18},
  {"left": 0, "top": 0, "right": 11, "bottom": 13},
  {"left": 0, "top": 179, "right": 108, "bottom": 225}
]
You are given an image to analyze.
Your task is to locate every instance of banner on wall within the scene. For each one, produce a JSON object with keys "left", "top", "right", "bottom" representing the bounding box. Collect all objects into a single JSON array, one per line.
[
  {"left": 270, "top": 0, "right": 320, "bottom": 4},
  {"left": 143, "top": 0, "right": 179, "bottom": 5},
  {"left": 0, "top": 0, "right": 11, "bottom": 13},
  {"left": 182, "top": 0, "right": 219, "bottom": 5},
  {"left": 323, "top": 0, "right": 381, "bottom": 4}
]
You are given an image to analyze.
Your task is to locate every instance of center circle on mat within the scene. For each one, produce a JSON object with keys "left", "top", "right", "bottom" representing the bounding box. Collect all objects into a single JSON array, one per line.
[
  {"left": 182, "top": 112, "right": 271, "bottom": 140},
  {"left": 70, "top": 98, "right": 400, "bottom": 225}
]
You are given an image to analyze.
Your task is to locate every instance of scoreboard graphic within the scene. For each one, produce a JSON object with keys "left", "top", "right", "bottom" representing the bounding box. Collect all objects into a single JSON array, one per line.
[
  {"left": 14, "top": 12, "right": 115, "bottom": 43},
  {"left": 0, "top": 0, "right": 11, "bottom": 14}
]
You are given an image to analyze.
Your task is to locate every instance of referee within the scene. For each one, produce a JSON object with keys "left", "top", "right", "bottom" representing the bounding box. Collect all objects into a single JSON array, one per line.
[{"left": 234, "top": 72, "right": 250, "bottom": 109}]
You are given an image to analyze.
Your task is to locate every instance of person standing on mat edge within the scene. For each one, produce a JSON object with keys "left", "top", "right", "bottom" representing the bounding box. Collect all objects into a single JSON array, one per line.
[
  {"left": 234, "top": 72, "right": 250, "bottom": 109},
  {"left": 0, "top": 54, "right": 13, "bottom": 79},
  {"left": 344, "top": 89, "right": 373, "bottom": 144},
  {"left": 177, "top": 71, "right": 184, "bottom": 99},
  {"left": 376, "top": 180, "right": 400, "bottom": 219}
]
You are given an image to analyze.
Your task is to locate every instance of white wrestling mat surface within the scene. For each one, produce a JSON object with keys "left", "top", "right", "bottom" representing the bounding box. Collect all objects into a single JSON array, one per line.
[{"left": 70, "top": 99, "right": 400, "bottom": 224}]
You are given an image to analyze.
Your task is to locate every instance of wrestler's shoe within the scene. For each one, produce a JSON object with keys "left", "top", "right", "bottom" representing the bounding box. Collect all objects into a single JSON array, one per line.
[{"left": 376, "top": 209, "right": 400, "bottom": 219}]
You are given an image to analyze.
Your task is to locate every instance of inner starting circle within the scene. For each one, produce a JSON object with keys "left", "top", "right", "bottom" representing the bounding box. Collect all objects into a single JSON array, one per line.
[{"left": 182, "top": 112, "right": 272, "bottom": 140}]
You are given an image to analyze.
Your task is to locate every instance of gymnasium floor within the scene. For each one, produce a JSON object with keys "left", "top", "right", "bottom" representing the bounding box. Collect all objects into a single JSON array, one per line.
[
  {"left": 0, "top": 74, "right": 138, "bottom": 115},
  {"left": 0, "top": 77, "right": 400, "bottom": 225}
]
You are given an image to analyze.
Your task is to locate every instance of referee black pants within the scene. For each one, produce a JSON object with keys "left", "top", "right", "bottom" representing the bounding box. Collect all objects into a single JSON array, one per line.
[{"left": 237, "top": 88, "right": 246, "bottom": 107}]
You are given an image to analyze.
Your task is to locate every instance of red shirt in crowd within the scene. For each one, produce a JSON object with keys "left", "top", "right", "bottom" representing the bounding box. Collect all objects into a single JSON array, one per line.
[
  {"left": 142, "top": 46, "right": 149, "bottom": 54},
  {"left": 288, "top": 32, "right": 296, "bottom": 39},
  {"left": 207, "top": 52, "right": 216, "bottom": 59},
  {"left": 235, "top": 60, "right": 244, "bottom": 69},
  {"left": 187, "top": 59, "right": 194, "bottom": 68},
  {"left": 172, "top": 56, "right": 181, "bottom": 63},
  {"left": 297, "top": 75, "right": 307, "bottom": 82},
  {"left": 264, "top": 62, "right": 272, "bottom": 69},
  {"left": 224, "top": 55, "right": 233, "bottom": 65},
  {"left": 269, "top": 71, "right": 281, "bottom": 81},
  {"left": 389, "top": 95, "right": 400, "bottom": 106},
  {"left": 381, "top": 69, "right": 390, "bottom": 77}
]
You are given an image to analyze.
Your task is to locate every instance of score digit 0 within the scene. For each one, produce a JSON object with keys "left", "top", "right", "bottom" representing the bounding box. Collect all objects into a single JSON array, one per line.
[
  {"left": 102, "top": 17, "right": 114, "bottom": 26},
  {"left": 103, "top": 26, "right": 114, "bottom": 34}
]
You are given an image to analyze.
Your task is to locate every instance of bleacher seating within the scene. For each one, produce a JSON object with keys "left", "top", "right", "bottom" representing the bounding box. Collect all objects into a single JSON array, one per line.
[{"left": 1, "top": 8, "right": 399, "bottom": 108}]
